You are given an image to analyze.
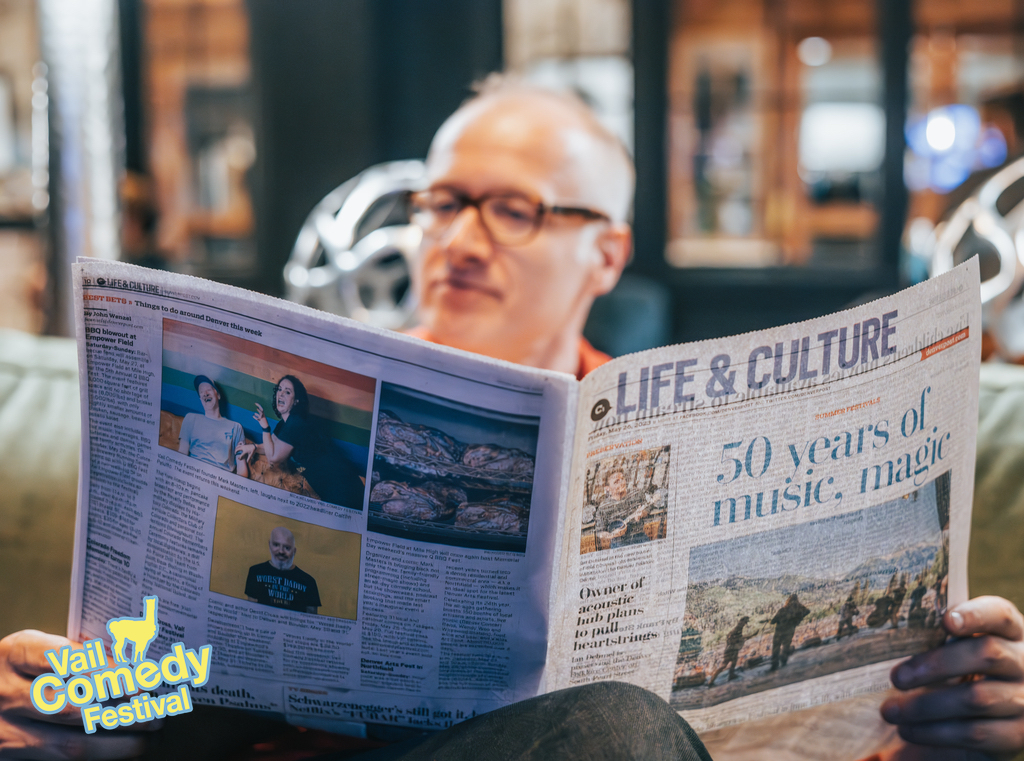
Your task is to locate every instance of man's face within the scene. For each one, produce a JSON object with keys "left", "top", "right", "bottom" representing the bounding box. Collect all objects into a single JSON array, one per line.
[
  {"left": 197, "top": 382, "right": 220, "bottom": 415},
  {"left": 413, "top": 96, "right": 627, "bottom": 365},
  {"left": 269, "top": 529, "right": 296, "bottom": 570},
  {"left": 606, "top": 471, "right": 628, "bottom": 501}
]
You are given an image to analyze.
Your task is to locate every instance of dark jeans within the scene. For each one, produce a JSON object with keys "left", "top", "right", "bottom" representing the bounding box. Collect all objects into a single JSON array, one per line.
[{"left": 350, "top": 682, "right": 713, "bottom": 761}]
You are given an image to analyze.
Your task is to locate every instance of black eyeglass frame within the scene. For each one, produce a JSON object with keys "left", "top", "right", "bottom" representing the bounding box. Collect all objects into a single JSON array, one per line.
[{"left": 408, "top": 188, "right": 612, "bottom": 245}]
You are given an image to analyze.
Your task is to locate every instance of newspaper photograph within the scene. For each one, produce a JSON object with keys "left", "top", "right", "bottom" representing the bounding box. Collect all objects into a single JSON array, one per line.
[
  {"left": 209, "top": 496, "right": 362, "bottom": 619},
  {"left": 160, "top": 318, "right": 374, "bottom": 509},
  {"left": 673, "top": 473, "right": 949, "bottom": 707},
  {"left": 369, "top": 383, "right": 538, "bottom": 553},
  {"left": 580, "top": 445, "right": 670, "bottom": 554},
  {"left": 548, "top": 258, "right": 980, "bottom": 732}
]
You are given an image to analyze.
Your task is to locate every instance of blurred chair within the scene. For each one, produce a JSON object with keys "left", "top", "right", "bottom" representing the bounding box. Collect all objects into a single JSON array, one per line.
[
  {"left": 584, "top": 274, "right": 673, "bottom": 357},
  {"left": 930, "top": 155, "right": 1024, "bottom": 361},
  {"left": 284, "top": 161, "right": 425, "bottom": 330}
]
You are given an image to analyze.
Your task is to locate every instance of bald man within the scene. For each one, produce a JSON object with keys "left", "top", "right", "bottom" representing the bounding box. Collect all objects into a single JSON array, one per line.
[
  {"left": 406, "top": 75, "right": 633, "bottom": 379},
  {"left": 2, "top": 77, "right": 1024, "bottom": 761},
  {"left": 245, "top": 527, "right": 320, "bottom": 614}
]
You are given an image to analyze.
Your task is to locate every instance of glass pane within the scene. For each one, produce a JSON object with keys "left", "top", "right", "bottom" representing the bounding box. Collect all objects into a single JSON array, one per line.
[
  {"left": 667, "top": 0, "right": 882, "bottom": 270},
  {"left": 0, "top": 0, "right": 47, "bottom": 334},
  {"left": 504, "top": 0, "right": 633, "bottom": 152},
  {"left": 138, "top": 0, "right": 256, "bottom": 278},
  {"left": 905, "top": 30, "right": 1024, "bottom": 234},
  {"left": 0, "top": 0, "right": 43, "bottom": 220}
]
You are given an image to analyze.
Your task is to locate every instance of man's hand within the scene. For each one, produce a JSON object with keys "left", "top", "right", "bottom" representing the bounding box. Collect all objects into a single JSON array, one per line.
[
  {"left": 879, "top": 595, "right": 1024, "bottom": 760},
  {"left": 0, "top": 630, "right": 152, "bottom": 759}
]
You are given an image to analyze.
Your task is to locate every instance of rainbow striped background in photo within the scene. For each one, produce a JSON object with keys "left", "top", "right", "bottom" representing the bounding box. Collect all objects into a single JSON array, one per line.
[{"left": 161, "top": 319, "right": 376, "bottom": 470}]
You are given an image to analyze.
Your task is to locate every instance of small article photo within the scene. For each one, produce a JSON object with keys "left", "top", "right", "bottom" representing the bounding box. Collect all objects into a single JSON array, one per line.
[
  {"left": 368, "top": 383, "right": 540, "bottom": 553},
  {"left": 209, "top": 496, "right": 361, "bottom": 620},
  {"left": 159, "top": 318, "right": 375, "bottom": 510},
  {"left": 671, "top": 471, "right": 951, "bottom": 710},
  {"left": 580, "top": 445, "right": 670, "bottom": 554}
]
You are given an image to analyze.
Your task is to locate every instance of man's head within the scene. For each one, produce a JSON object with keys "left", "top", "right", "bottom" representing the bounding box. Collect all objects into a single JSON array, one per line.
[
  {"left": 412, "top": 76, "right": 634, "bottom": 372},
  {"left": 194, "top": 375, "right": 221, "bottom": 417},
  {"left": 268, "top": 527, "right": 296, "bottom": 570},
  {"left": 604, "top": 468, "right": 629, "bottom": 501}
]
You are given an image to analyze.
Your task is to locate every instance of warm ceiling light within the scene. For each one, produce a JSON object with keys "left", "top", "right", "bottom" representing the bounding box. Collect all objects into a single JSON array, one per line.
[
  {"left": 797, "top": 37, "right": 832, "bottom": 67},
  {"left": 925, "top": 114, "right": 956, "bottom": 152}
]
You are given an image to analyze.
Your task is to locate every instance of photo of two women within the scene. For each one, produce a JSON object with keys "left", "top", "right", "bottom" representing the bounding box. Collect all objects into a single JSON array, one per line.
[{"left": 158, "top": 318, "right": 374, "bottom": 510}]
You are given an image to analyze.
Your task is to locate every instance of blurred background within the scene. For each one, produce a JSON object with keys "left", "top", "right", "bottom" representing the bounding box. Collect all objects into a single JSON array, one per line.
[{"left": 2, "top": 0, "right": 1024, "bottom": 360}]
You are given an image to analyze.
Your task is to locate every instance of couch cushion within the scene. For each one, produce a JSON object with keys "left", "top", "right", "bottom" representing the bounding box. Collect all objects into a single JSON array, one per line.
[
  {"left": 0, "top": 329, "right": 79, "bottom": 639},
  {"left": 971, "top": 362, "right": 1024, "bottom": 611}
]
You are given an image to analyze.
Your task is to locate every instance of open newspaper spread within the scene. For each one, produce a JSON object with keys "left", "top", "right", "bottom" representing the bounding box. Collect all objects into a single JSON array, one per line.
[{"left": 69, "top": 257, "right": 980, "bottom": 737}]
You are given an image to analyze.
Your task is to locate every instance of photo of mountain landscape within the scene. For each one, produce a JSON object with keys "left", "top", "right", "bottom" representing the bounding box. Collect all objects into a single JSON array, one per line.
[{"left": 671, "top": 471, "right": 951, "bottom": 710}]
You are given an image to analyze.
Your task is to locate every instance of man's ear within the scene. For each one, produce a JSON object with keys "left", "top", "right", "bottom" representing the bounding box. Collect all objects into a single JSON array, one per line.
[{"left": 592, "top": 224, "right": 632, "bottom": 297}]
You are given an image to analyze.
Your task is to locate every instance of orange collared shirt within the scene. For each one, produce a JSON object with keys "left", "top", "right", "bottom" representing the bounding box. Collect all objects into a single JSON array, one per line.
[{"left": 404, "top": 326, "right": 611, "bottom": 381}]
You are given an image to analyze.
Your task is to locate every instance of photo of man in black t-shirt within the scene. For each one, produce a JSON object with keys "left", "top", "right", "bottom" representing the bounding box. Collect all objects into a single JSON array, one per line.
[{"left": 245, "top": 527, "right": 321, "bottom": 613}]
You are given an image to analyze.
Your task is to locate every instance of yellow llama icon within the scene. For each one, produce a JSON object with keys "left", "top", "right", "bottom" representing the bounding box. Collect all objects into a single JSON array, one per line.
[{"left": 106, "top": 596, "right": 160, "bottom": 665}]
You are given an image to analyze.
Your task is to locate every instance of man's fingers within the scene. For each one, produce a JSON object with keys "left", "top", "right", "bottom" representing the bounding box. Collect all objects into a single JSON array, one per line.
[
  {"left": 5, "top": 701, "right": 83, "bottom": 725},
  {"left": 882, "top": 680, "right": 1024, "bottom": 723},
  {"left": 885, "top": 597, "right": 1024, "bottom": 758},
  {"left": 0, "top": 716, "right": 148, "bottom": 760},
  {"left": 0, "top": 631, "right": 83, "bottom": 723},
  {"left": 2, "top": 631, "right": 77, "bottom": 678},
  {"left": 945, "top": 597, "right": 1024, "bottom": 641},
  {"left": 891, "top": 636, "right": 1024, "bottom": 688},
  {"left": 896, "top": 717, "right": 1024, "bottom": 755}
]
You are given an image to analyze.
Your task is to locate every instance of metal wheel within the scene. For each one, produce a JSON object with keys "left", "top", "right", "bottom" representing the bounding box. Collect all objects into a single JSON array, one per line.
[
  {"left": 931, "top": 156, "right": 1024, "bottom": 304},
  {"left": 284, "top": 160, "right": 426, "bottom": 330}
]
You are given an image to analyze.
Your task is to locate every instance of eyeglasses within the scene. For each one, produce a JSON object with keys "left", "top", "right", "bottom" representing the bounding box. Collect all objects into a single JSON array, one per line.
[{"left": 409, "top": 188, "right": 610, "bottom": 246}]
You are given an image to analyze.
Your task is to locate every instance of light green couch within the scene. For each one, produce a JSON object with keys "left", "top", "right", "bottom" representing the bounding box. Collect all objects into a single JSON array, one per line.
[
  {"left": 971, "top": 362, "right": 1024, "bottom": 610},
  {"left": 2, "top": 329, "right": 1023, "bottom": 636},
  {"left": 0, "top": 330, "right": 80, "bottom": 638}
]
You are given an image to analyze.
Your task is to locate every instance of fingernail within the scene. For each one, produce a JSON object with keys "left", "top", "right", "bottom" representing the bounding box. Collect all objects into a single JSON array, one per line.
[
  {"left": 880, "top": 702, "right": 900, "bottom": 722},
  {"left": 949, "top": 610, "right": 964, "bottom": 631},
  {"left": 893, "top": 663, "right": 912, "bottom": 685}
]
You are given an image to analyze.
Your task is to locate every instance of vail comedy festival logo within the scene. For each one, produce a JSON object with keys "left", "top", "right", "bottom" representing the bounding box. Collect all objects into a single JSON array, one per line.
[{"left": 29, "top": 596, "right": 212, "bottom": 734}]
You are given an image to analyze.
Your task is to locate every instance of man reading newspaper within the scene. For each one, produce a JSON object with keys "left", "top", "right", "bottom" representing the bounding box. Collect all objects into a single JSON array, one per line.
[{"left": 2, "top": 77, "right": 1023, "bottom": 760}]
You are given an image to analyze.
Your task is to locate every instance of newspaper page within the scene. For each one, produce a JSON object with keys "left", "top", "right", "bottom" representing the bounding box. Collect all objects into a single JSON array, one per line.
[
  {"left": 69, "top": 260, "right": 577, "bottom": 734},
  {"left": 546, "top": 260, "right": 981, "bottom": 733}
]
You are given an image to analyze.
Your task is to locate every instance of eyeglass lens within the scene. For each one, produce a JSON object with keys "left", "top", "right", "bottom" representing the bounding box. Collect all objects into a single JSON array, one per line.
[{"left": 411, "top": 190, "right": 540, "bottom": 244}]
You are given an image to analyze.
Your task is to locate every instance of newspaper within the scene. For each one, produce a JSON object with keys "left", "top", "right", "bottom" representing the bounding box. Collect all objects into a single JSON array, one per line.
[
  {"left": 69, "top": 257, "right": 980, "bottom": 737},
  {"left": 547, "top": 258, "right": 980, "bottom": 732}
]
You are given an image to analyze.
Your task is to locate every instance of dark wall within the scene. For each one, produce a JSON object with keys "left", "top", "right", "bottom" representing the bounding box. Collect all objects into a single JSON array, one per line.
[
  {"left": 247, "top": 0, "right": 502, "bottom": 296},
  {"left": 118, "top": 0, "right": 146, "bottom": 173}
]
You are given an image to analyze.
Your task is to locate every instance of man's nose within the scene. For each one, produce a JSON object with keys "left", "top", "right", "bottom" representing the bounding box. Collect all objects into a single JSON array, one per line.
[{"left": 439, "top": 206, "right": 495, "bottom": 266}]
